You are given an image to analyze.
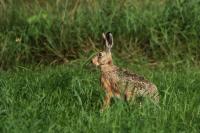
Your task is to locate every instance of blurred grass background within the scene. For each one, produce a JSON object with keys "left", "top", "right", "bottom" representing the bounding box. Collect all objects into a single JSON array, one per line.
[{"left": 0, "top": 0, "right": 200, "bottom": 69}]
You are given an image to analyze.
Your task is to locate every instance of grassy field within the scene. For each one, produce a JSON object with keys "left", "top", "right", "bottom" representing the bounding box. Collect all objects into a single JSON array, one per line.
[{"left": 0, "top": 62, "right": 199, "bottom": 132}]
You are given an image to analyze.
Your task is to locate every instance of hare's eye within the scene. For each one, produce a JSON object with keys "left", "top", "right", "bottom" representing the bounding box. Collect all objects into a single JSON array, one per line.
[{"left": 98, "top": 53, "right": 103, "bottom": 57}]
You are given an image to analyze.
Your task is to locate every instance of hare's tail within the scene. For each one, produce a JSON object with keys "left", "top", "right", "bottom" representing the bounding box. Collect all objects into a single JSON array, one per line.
[
  {"left": 149, "top": 84, "right": 160, "bottom": 104},
  {"left": 152, "top": 91, "right": 160, "bottom": 104}
]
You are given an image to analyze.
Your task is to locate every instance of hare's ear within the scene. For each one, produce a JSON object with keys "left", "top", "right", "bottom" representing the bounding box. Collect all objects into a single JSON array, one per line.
[{"left": 102, "top": 32, "right": 113, "bottom": 53}]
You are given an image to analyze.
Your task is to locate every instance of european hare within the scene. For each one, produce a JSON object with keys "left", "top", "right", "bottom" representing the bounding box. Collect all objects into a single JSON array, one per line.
[{"left": 92, "top": 32, "right": 159, "bottom": 111}]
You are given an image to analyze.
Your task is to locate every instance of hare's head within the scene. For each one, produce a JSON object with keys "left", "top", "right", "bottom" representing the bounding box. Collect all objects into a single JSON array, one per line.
[{"left": 92, "top": 32, "right": 113, "bottom": 66}]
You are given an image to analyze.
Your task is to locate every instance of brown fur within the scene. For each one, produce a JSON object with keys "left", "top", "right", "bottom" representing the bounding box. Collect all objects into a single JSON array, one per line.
[{"left": 92, "top": 32, "right": 159, "bottom": 111}]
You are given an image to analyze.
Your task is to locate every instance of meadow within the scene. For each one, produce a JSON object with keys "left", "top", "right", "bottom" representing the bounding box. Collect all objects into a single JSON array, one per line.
[
  {"left": 0, "top": 63, "right": 200, "bottom": 132},
  {"left": 0, "top": 0, "right": 200, "bottom": 132}
]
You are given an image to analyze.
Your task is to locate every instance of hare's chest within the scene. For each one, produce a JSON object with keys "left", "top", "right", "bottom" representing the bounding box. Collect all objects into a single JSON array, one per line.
[
  {"left": 101, "top": 73, "right": 119, "bottom": 82},
  {"left": 100, "top": 73, "right": 120, "bottom": 91}
]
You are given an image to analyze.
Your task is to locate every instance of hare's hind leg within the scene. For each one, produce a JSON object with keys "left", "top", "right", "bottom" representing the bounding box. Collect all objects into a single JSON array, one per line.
[
  {"left": 125, "top": 90, "right": 136, "bottom": 102},
  {"left": 101, "top": 92, "right": 113, "bottom": 112}
]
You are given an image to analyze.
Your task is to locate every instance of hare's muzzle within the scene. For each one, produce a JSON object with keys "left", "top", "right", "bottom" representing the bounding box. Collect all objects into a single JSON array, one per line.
[{"left": 91, "top": 56, "right": 99, "bottom": 66}]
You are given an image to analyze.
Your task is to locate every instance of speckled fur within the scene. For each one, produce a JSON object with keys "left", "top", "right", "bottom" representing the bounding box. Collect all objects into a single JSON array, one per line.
[{"left": 92, "top": 32, "right": 159, "bottom": 111}]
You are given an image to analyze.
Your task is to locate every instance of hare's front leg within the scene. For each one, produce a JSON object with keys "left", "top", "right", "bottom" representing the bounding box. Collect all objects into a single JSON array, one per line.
[
  {"left": 101, "top": 78, "right": 113, "bottom": 111},
  {"left": 101, "top": 92, "right": 112, "bottom": 112}
]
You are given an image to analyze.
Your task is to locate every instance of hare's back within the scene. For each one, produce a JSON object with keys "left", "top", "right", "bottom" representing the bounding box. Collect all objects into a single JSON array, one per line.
[{"left": 118, "top": 68, "right": 149, "bottom": 83}]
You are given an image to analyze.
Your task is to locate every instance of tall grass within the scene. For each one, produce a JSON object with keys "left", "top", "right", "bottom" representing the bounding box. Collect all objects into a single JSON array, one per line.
[{"left": 0, "top": 0, "right": 200, "bottom": 69}]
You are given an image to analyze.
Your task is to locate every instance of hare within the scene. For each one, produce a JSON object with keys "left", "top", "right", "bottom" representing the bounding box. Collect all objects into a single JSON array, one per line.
[{"left": 92, "top": 32, "right": 159, "bottom": 111}]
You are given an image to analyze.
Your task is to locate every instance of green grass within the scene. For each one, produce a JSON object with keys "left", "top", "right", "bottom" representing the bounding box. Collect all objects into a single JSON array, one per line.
[{"left": 0, "top": 62, "right": 199, "bottom": 132}]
